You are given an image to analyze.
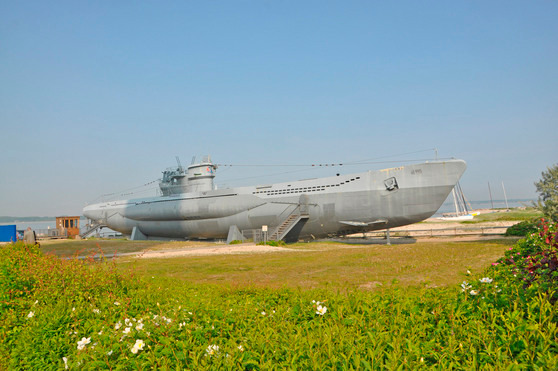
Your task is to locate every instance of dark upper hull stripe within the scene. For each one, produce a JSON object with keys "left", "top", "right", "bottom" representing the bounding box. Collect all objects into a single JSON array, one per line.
[{"left": 134, "top": 193, "right": 238, "bottom": 205}]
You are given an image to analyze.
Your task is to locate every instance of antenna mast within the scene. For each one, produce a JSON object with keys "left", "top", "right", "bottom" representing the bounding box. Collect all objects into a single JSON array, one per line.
[{"left": 175, "top": 156, "right": 183, "bottom": 172}]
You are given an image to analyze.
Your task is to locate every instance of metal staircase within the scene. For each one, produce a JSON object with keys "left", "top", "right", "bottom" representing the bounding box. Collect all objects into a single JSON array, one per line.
[
  {"left": 80, "top": 223, "right": 106, "bottom": 238},
  {"left": 269, "top": 208, "right": 309, "bottom": 241}
]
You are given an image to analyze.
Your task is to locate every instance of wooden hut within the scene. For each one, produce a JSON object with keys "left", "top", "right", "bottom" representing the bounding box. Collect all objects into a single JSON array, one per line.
[{"left": 56, "top": 216, "right": 81, "bottom": 238}]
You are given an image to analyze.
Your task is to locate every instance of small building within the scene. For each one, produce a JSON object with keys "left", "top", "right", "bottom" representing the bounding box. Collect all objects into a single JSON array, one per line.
[{"left": 56, "top": 216, "right": 81, "bottom": 238}]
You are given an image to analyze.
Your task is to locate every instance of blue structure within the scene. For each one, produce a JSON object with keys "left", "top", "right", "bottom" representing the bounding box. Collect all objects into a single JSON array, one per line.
[{"left": 0, "top": 225, "right": 17, "bottom": 242}]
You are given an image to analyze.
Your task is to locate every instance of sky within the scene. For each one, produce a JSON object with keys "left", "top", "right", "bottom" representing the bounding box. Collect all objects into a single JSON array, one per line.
[{"left": 1, "top": 1, "right": 557, "bottom": 216}]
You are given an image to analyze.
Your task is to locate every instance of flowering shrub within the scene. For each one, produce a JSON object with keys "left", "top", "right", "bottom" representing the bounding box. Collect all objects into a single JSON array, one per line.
[
  {"left": 504, "top": 219, "right": 541, "bottom": 236},
  {"left": 496, "top": 219, "right": 558, "bottom": 303},
  {"left": 0, "top": 241, "right": 556, "bottom": 369}
]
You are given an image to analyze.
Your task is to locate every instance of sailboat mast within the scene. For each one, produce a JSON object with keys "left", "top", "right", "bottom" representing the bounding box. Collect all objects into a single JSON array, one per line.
[
  {"left": 488, "top": 182, "right": 494, "bottom": 209},
  {"left": 452, "top": 188, "right": 459, "bottom": 216},
  {"left": 502, "top": 182, "right": 509, "bottom": 210}
]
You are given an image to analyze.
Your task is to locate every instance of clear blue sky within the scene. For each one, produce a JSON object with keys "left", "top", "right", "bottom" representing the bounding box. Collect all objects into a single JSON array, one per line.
[{"left": 1, "top": 1, "right": 557, "bottom": 216}]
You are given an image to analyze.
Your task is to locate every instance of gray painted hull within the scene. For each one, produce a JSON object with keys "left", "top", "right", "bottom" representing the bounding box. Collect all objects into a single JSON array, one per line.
[{"left": 83, "top": 160, "right": 466, "bottom": 240}]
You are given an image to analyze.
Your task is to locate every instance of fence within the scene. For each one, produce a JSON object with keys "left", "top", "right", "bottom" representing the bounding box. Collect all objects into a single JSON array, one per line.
[
  {"left": 33, "top": 228, "right": 122, "bottom": 239},
  {"left": 240, "top": 229, "right": 265, "bottom": 244},
  {"left": 358, "top": 225, "right": 510, "bottom": 239},
  {"left": 33, "top": 229, "right": 68, "bottom": 239}
]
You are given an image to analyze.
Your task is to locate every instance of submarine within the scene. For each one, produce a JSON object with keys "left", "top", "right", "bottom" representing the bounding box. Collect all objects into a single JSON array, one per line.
[{"left": 83, "top": 156, "right": 467, "bottom": 242}]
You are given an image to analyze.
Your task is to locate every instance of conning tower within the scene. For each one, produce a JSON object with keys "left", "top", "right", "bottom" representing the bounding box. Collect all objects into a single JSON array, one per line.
[
  {"left": 159, "top": 155, "right": 217, "bottom": 196},
  {"left": 186, "top": 155, "right": 217, "bottom": 193}
]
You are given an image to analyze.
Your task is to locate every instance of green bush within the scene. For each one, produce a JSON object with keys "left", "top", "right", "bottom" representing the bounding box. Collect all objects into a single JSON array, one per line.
[
  {"left": 1, "top": 236, "right": 556, "bottom": 369},
  {"left": 505, "top": 219, "right": 541, "bottom": 236},
  {"left": 496, "top": 219, "right": 558, "bottom": 302}
]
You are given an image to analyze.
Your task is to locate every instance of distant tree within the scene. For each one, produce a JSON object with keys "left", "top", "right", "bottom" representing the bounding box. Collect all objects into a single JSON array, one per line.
[{"left": 534, "top": 164, "right": 558, "bottom": 221}]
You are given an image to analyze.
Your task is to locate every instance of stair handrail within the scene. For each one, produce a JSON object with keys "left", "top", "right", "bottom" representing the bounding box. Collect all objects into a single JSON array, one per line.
[{"left": 269, "top": 204, "right": 310, "bottom": 241}]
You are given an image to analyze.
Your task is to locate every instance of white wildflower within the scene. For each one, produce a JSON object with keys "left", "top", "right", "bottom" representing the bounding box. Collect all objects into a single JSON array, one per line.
[
  {"left": 461, "top": 281, "right": 472, "bottom": 292},
  {"left": 469, "top": 290, "right": 479, "bottom": 296},
  {"left": 93, "top": 309, "right": 100, "bottom": 314},
  {"left": 131, "top": 339, "right": 145, "bottom": 354},
  {"left": 238, "top": 345, "right": 244, "bottom": 351},
  {"left": 261, "top": 311, "right": 266, "bottom": 316},
  {"left": 206, "top": 344, "right": 219, "bottom": 356},
  {"left": 479, "top": 277, "right": 493, "bottom": 284},
  {"left": 316, "top": 305, "right": 327, "bottom": 316},
  {"left": 136, "top": 323, "right": 144, "bottom": 331},
  {"left": 124, "top": 318, "right": 132, "bottom": 326},
  {"left": 62, "top": 356, "right": 68, "bottom": 369},
  {"left": 27, "top": 311, "right": 34, "bottom": 318},
  {"left": 98, "top": 330, "right": 103, "bottom": 335},
  {"left": 107, "top": 350, "right": 113, "bottom": 356},
  {"left": 114, "top": 322, "right": 122, "bottom": 330},
  {"left": 123, "top": 327, "right": 131, "bottom": 335},
  {"left": 77, "top": 337, "right": 91, "bottom": 351}
]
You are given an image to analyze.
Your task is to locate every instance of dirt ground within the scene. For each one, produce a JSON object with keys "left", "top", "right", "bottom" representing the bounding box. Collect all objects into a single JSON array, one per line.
[{"left": 136, "top": 243, "right": 291, "bottom": 259}]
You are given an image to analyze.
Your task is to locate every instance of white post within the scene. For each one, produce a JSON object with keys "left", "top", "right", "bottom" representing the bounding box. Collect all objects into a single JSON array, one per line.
[{"left": 262, "top": 225, "right": 268, "bottom": 244}]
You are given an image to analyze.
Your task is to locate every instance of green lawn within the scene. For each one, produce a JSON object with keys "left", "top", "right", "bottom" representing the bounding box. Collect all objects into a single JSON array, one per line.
[
  {"left": 39, "top": 238, "right": 516, "bottom": 290},
  {"left": 118, "top": 239, "right": 515, "bottom": 291},
  {"left": 39, "top": 239, "right": 216, "bottom": 257},
  {"left": 462, "top": 207, "right": 542, "bottom": 223}
]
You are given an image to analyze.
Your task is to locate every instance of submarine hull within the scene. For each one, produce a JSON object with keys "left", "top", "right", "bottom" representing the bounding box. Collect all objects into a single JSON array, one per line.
[{"left": 83, "top": 159, "right": 466, "bottom": 240}]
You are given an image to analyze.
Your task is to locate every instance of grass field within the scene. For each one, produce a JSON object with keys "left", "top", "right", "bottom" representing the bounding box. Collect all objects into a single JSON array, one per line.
[
  {"left": 462, "top": 207, "right": 542, "bottom": 223},
  {"left": 3, "top": 223, "right": 556, "bottom": 369},
  {"left": 118, "top": 239, "right": 514, "bottom": 290},
  {"left": 38, "top": 237, "right": 515, "bottom": 290},
  {"left": 39, "top": 239, "right": 216, "bottom": 257}
]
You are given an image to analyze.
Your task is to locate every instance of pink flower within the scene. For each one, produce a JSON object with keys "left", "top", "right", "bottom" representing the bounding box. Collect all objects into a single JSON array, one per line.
[{"left": 492, "top": 262, "right": 499, "bottom": 266}]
